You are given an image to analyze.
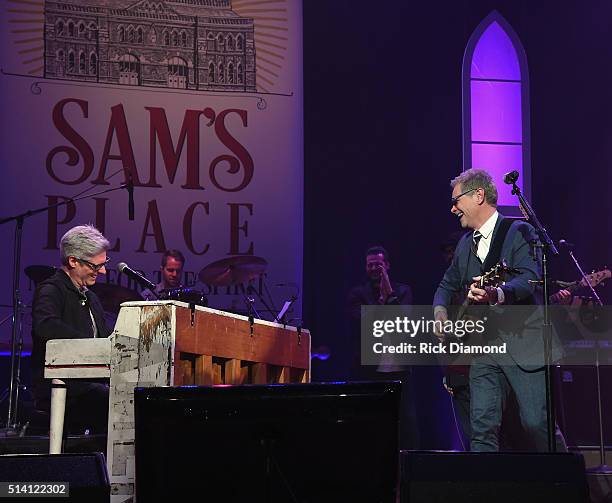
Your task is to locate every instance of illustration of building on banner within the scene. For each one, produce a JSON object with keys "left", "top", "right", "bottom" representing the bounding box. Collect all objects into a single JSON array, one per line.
[{"left": 43, "top": 0, "right": 256, "bottom": 91}]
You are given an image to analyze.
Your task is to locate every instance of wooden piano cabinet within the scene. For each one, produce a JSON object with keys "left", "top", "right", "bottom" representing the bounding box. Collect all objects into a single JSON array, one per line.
[{"left": 173, "top": 306, "right": 310, "bottom": 386}]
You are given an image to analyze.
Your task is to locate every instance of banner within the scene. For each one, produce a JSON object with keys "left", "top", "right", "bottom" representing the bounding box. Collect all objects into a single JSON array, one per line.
[{"left": 0, "top": 0, "right": 303, "bottom": 347}]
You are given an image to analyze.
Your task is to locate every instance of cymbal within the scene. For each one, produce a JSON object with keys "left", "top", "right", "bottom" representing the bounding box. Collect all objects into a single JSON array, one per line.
[
  {"left": 24, "top": 265, "right": 56, "bottom": 284},
  {"left": 198, "top": 256, "right": 267, "bottom": 286},
  {"left": 89, "top": 283, "right": 141, "bottom": 314}
]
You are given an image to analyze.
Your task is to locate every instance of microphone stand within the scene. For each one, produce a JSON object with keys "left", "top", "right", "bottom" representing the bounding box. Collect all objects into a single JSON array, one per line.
[
  {"left": 507, "top": 178, "right": 559, "bottom": 452},
  {"left": 0, "top": 183, "right": 130, "bottom": 433},
  {"left": 589, "top": 317, "right": 611, "bottom": 474},
  {"left": 246, "top": 279, "right": 275, "bottom": 321},
  {"left": 565, "top": 248, "right": 604, "bottom": 307},
  {"left": 563, "top": 249, "right": 609, "bottom": 473},
  {"left": 243, "top": 296, "right": 259, "bottom": 337}
]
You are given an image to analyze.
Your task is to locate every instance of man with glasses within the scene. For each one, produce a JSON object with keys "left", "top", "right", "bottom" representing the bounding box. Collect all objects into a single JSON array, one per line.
[
  {"left": 31, "top": 224, "right": 112, "bottom": 434},
  {"left": 433, "top": 169, "right": 565, "bottom": 452}
]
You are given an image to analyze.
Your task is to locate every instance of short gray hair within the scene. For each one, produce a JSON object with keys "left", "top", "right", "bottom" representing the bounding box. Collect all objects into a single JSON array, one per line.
[
  {"left": 60, "top": 224, "right": 110, "bottom": 265},
  {"left": 451, "top": 168, "right": 498, "bottom": 207}
]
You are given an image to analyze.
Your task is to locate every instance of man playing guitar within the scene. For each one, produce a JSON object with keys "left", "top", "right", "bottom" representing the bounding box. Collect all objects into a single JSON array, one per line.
[{"left": 433, "top": 168, "right": 566, "bottom": 452}]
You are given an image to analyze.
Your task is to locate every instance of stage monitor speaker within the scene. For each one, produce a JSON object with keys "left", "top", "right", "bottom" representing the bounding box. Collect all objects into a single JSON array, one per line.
[
  {"left": 0, "top": 452, "right": 109, "bottom": 502},
  {"left": 135, "top": 381, "right": 401, "bottom": 503},
  {"left": 400, "top": 451, "right": 589, "bottom": 503}
]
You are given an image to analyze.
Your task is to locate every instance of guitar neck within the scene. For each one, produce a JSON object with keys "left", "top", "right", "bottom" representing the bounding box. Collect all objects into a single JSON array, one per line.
[{"left": 562, "top": 281, "right": 584, "bottom": 294}]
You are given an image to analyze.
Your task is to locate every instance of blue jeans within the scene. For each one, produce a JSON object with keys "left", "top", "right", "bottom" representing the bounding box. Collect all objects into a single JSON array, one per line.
[{"left": 469, "top": 354, "right": 566, "bottom": 452}]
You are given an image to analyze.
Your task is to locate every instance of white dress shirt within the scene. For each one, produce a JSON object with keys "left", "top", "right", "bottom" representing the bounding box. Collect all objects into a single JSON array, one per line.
[
  {"left": 474, "top": 211, "right": 505, "bottom": 304},
  {"left": 474, "top": 210, "right": 498, "bottom": 262}
]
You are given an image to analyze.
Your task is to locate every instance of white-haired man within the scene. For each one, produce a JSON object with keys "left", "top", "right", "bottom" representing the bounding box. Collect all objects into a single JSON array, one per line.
[{"left": 31, "top": 224, "right": 112, "bottom": 434}]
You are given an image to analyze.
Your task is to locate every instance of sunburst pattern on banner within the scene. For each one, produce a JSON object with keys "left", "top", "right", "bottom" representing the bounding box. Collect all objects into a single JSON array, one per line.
[
  {"left": 6, "top": 0, "right": 45, "bottom": 76},
  {"left": 4, "top": 0, "right": 289, "bottom": 92},
  {"left": 232, "top": 0, "right": 289, "bottom": 94}
]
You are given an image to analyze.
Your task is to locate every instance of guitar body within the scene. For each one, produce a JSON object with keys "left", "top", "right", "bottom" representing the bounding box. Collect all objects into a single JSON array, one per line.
[{"left": 444, "top": 261, "right": 513, "bottom": 376}]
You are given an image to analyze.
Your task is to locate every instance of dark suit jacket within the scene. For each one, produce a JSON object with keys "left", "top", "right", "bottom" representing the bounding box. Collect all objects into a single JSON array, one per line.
[
  {"left": 433, "top": 215, "right": 561, "bottom": 368},
  {"left": 347, "top": 280, "right": 413, "bottom": 320},
  {"left": 347, "top": 280, "right": 412, "bottom": 378},
  {"left": 31, "top": 270, "right": 112, "bottom": 404}
]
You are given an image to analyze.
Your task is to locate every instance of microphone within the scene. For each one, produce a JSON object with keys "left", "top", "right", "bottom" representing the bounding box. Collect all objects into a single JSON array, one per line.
[
  {"left": 503, "top": 170, "right": 519, "bottom": 185},
  {"left": 558, "top": 239, "right": 575, "bottom": 249},
  {"left": 126, "top": 174, "right": 134, "bottom": 221},
  {"left": 117, "top": 262, "right": 156, "bottom": 290}
]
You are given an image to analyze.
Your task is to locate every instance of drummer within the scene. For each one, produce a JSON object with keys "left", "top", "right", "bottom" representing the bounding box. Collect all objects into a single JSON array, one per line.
[{"left": 141, "top": 249, "right": 185, "bottom": 300}]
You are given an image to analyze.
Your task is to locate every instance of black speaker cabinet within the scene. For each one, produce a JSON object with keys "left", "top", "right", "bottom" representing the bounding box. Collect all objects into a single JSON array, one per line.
[
  {"left": 135, "top": 381, "right": 401, "bottom": 503},
  {"left": 400, "top": 451, "right": 589, "bottom": 503},
  {"left": 556, "top": 365, "right": 612, "bottom": 447},
  {"left": 0, "top": 452, "right": 109, "bottom": 502}
]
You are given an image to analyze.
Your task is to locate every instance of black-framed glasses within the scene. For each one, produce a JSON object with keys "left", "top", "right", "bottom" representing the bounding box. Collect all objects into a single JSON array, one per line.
[
  {"left": 451, "top": 187, "right": 478, "bottom": 206},
  {"left": 75, "top": 257, "right": 110, "bottom": 272}
]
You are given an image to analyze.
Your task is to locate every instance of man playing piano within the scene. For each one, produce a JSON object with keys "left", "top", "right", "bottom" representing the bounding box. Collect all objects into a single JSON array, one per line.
[{"left": 31, "top": 224, "right": 112, "bottom": 434}]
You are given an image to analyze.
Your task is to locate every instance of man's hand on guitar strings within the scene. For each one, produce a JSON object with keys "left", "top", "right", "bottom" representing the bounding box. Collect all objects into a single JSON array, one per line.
[{"left": 468, "top": 276, "right": 499, "bottom": 304}]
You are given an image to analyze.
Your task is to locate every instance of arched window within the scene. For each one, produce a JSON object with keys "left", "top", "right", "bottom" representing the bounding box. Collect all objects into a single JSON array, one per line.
[
  {"left": 119, "top": 54, "right": 139, "bottom": 72},
  {"left": 56, "top": 49, "right": 65, "bottom": 76},
  {"left": 79, "top": 51, "right": 86, "bottom": 73},
  {"left": 163, "top": 30, "right": 169, "bottom": 46},
  {"left": 207, "top": 32, "right": 215, "bottom": 51},
  {"left": 88, "top": 23, "right": 97, "bottom": 40},
  {"left": 56, "top": 20, "right": 64, "bottom": 36},
  {"left": 168, "top": 57, "right": 187, "bottom": 76},
  {"left": 119, "top": 53, "right": 140, "bottom": 85},
  {"left": 227, "top": 34, "right": 234, "bottom": 50},
  {"left": 68, "top": 51, "right": 75, "bottom": 72},
  {"left": 128, "top": 26, "right": 135, "bottom": 43},
  {"left": 172, "top": 31, "right": 178, "bottom": 46},
  {"left": 181, "top": 31, "right": 187, "bottom": 47},
  {"left": 462, "top": 11, "right": 531, "bottom": 215},
  {"left": 89, "top": 53, "right": 97, "bottom": 75},
  {"left": 218, "top": 62, "right": 224, "bottom": 83},
  {"left": 168, "top": 56, "right": 187, "bottom": 88},
  {"left": 236, "top": 34, "right": 243, "bottom": 51},
  {"left": 237, "top": 62, "right": 243, "bottom": 84},
  {"left": 228, "top": 62, "right": 234, "bottom": 84},
  {"left": 217, "top": 34, "right": 224, "bottom": 51},
  {"left": 78, "top": 22, "right": 85, "bottom": 38},
  {"left": 137, "top": 27, "right": 144, "bottom": 43},
  {"left": 68, "top": 21, "right": 75, "bottom": 37},
  {"left": 118, "top": 26, "right": 125, "bottom": 42},
  {"left": 208, "top": 61, "right": 215, "bottom": 82}
]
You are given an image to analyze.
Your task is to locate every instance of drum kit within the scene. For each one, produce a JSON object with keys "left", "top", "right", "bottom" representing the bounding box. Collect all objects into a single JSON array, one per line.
[
  {"left": 161, "top": 255, "right": 269, "bottom": 308},
  {"left": 19, "top": 254, "right": 270, "bottom": 312}
]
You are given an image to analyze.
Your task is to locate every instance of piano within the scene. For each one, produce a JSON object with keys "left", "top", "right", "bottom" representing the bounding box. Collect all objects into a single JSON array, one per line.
[{"left": 45, "top": 300, "right": 310, "bottom": 503}]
